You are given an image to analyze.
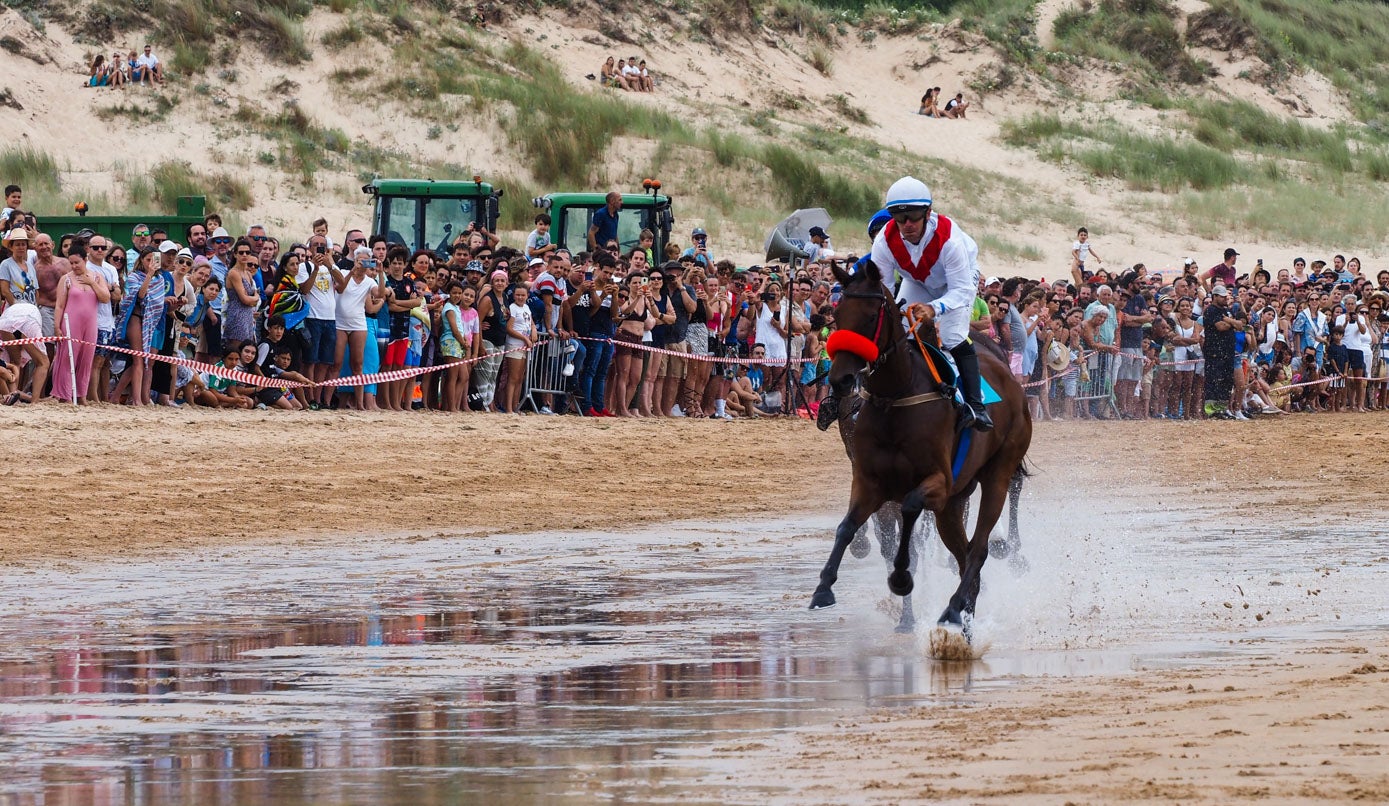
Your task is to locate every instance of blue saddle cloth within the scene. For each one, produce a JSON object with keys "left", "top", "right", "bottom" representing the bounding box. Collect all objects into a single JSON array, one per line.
[{"left": 922, "top": 342, "right": 1003, "bottom": 405}]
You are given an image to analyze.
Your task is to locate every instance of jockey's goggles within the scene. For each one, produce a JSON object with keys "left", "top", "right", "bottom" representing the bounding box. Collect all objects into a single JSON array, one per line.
[{"left": 888, "top": 207, "right": 929, "bottom": 224}]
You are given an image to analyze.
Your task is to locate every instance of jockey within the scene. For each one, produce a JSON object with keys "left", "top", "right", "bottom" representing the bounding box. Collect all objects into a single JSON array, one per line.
[{"left": 870, "top": 176, "right": 993, "bottom": 432}]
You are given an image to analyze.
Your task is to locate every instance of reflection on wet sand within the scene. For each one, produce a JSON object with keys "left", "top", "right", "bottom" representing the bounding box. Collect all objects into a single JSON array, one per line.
[{"left": 0, "top": 538, "right": 976, "bottom": 806}]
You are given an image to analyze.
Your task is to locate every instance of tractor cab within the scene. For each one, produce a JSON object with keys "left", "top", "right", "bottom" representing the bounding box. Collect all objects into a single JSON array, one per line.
[
  {"left": 533, "top": 179, "right": 673, "bottom": 257},
  {"left": 364, "top": 177, "right": 502, "bottom": 256}
]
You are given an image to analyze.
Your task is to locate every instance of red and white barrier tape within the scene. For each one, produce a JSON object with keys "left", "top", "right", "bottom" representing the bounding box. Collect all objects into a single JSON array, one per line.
[{"left": 574, "top": 335, "right": 817, "bottom": 366}]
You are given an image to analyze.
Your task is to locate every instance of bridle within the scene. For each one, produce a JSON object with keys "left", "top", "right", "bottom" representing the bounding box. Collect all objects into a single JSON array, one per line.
[{"left": 837, "top": 287, "right": 908, "bottom": 376}]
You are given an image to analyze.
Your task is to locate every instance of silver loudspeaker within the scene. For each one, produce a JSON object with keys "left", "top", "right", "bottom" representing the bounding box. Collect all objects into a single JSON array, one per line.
[{"left": 765, "top": 228, "right": 810, "bottom": 264}]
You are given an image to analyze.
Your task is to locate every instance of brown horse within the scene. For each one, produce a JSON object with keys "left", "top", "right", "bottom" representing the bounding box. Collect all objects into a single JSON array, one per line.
[{"left": 811, "top": 260, "right": 1032, "bottom": 636}]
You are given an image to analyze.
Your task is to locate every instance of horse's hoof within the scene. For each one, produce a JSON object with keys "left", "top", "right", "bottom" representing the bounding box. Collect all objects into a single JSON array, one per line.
[
  {"left": 887, "top": 570, "right": 914, "bottom": 597},
  {"left": 988, "top": 537, "right": 1012, "bottom": 560},
  {"left": 849, "top": 532, "right": 871, "bottom": 559},
  {"left": 1008, "top": 553, "right": 1031, "bottom": 577},
  {"left": 938, "top": 606, "right": 963, "bottom": 627},
  {"left": 808, "top": 589, "right": 837, "bottom": 610},
  {"left": 894, "top": 617, "right": 917, "bottom": 635}
]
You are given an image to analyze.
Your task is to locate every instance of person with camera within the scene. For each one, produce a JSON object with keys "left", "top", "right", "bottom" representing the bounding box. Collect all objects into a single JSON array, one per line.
[
  {"left": 295, "top": 233, "right": 340, "bottom": 409},
  {"left": 653, "top": 262, "right": 696, "bottom": 416},
  {"left": 745, "top": 277, "right": 788, "bottom": 413},
  {"left": 681, "top": 227, "right": 714, "bottom": 270}
]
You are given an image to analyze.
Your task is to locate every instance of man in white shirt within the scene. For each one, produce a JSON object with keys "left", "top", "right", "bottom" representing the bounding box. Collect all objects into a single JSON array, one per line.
[
  {"left": 86, "top": 235, "right": 123, "bottom": 402},
  {"left": 134, "top": 44, "right": 164, "bottom": 84},
  {"left": 296, "top": 233, "right": 339, "bottom": 408}
]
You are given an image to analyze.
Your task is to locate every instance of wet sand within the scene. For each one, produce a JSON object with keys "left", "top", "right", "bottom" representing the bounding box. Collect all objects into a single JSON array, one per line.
[{"left": 5, "top": 407, "right": 1389, "bottom": 801}]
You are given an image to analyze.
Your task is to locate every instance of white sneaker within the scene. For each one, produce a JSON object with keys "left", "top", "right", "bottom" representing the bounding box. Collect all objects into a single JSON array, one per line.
[
  {"left": 539, "top": 406, "right": 555, "bottom": 415},
  {"left": 1233, "top": 410, "right": 1249, "bottom": 421},
  {"left": 670, "top": 405, "right": 686, "bottom": 417},
  {"left": 717, "top": 413, "right": 734, "bottom": 420}
]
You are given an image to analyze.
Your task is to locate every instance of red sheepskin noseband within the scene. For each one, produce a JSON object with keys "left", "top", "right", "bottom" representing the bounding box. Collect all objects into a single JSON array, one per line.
[{"left": 826, "top": 329, "right": 880, "bottom": 364}]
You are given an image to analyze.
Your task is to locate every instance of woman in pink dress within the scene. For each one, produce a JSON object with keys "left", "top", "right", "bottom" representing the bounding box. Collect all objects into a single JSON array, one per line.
[{"left": 51, "top": 246, "right": 111, "bottom": 404}]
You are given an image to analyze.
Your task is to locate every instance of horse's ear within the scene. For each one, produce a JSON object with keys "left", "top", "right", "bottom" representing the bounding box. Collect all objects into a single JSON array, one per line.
[
  {"left": 830, "top": 260, "right": 853, "bottom": 287},
  {"left": 863, "top": 258, "right": 883, "bottom": 286}
]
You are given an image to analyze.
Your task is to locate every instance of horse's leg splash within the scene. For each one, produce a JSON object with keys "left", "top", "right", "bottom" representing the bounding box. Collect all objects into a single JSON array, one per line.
[
  {"left": 810, "top": 497, "right": 880, "bottom": 610},
  {"left": 939, "top": 467, "right": 1010, "bottom": 631}
]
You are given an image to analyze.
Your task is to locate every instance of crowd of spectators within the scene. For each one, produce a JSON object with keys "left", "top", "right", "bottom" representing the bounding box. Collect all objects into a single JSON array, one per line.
[
  {"left": 992, "top": 249, "right": 1389, "bottom": 421},
  {"left": 86, "top": 44, "right": 164, "bottom": 88},
  {"left": 596, "top": 56, "right": 655, "bottom": 92},
  {"left": 4, "top": 177, "right": 1385, "bottom": 424},
  {"left": 0, "top": 187, "right": 832, "bottom": 417}
]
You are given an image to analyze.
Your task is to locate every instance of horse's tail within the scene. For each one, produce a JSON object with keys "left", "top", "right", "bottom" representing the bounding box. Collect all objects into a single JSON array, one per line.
[{"left": 1012, "top": 458, "right": 1032, "bottom": 481}]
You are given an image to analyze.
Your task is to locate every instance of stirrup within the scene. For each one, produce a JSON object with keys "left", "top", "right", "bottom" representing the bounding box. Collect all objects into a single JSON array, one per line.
[
  {"left": 955, "top": 402, "right": 976, "bottom": 432},
  {"left": 971, "top": 405, "right": 995, "bottom": 432},
  {"left": 816, "top": 395, "right": 840, "bottom": 431}
]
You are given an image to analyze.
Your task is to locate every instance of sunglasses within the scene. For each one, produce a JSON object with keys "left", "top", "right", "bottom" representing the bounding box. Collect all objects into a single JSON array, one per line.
[
  {"left": 133, "top": 230, "right": 150, "bottom": 237},
  {"left": 348, "top": 238, "right": 366, "bottom": 245},
  {"left": 888, "top": 208, "right": 928, "bottom": 224},
  {"left": 249, "top": 235, "right": 267, "bottom": 242},
  {"left": 176, "top": 257, "right": 194, "bottom": 266},
  {"left": 89, "top": 245, "right": 108, "bottom": 251},
  {"left": 212, "top": 238, "right": 232, "bottom": 245},
  {"left": 235, "top": 250, "right": 253, "bottom": 256}
]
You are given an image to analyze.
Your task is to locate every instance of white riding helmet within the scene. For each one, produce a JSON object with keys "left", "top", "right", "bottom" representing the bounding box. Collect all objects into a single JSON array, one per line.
[{"left": 885, "top": 176, "right": 932, "bottom": 210}]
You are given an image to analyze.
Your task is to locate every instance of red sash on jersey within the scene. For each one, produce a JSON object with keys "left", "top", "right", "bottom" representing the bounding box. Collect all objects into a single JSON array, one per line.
[{"left": 884, "top": 215, "right": 951, "bottom": 283}]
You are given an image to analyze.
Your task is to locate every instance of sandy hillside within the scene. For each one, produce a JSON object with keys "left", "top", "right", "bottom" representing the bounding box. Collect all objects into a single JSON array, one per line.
[{"left": 0, "top": 1, "right": 1379, "bottom": 272}]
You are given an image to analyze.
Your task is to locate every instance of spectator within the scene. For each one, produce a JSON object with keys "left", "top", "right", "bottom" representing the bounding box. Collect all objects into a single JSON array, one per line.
[
  {"left": 1115, "top": 273, "right": 1152, "bottom": 419},
  {"left": 682, "top": 227, "right": 714, "bottom": 269},
  {"left": 0, "top": 228, "right": 35, "bottom": 308},
  {"left": 525, "top": 213, "right": 556, "bottom": 260},
  {"left": 329, "top": 246, "right": 378, "bottom": 411},
  {"left": 918, "top": 88, "right": 940, "bottom": 117},
  {"left": 637, "top": 59, "right": 654, "bottom": 92},
  {"left": 474, "top": 269, "right": 509, "bottom": 411},
  {"left": 439, "top": 283, "right": 480, "bottom": 412},
  {"left": 587, "top": 192, "right": 622, "bottom": 251},
  {"left": 504, "top": 284, "right": 536, "bottom": 414},
  {"left": 133, "top": 44, "right": 164, "bottom": 84},
  {"left": 50, "top": 245, "right": 110, "bottom": 404},
  {"left": 0, "top": 301, "right": 49, "bottom": 405},
  {"left": 296, "top": 234, "right": 338, "bottom": 409},
  {"left": 942, "top": 92, "right": 969, "bottom": 119},
  {"left": 1070, "top": 227, "right": 1103, "bottom": 285}
]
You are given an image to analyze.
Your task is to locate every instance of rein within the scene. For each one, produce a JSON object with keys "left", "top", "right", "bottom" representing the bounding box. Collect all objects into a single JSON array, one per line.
[{"left": 836, "top": 288, "right": 947, "bottom": 408}]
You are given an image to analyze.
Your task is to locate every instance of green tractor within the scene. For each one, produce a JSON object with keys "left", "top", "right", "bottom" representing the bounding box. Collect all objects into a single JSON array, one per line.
[
  {"left": 363, "top": 177, "right": 502, "bottom": 256},
  {"left": 532, "top": 179, "right": 674, "bottom": 257},
  {"left": 38, "top": 196, "right": 207, "bottom": 248}
]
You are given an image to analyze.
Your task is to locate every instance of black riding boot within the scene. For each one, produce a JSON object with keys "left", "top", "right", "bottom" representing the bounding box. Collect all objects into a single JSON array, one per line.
[{"left": 950, "top": 341, "right": 994, "bottom": 432}]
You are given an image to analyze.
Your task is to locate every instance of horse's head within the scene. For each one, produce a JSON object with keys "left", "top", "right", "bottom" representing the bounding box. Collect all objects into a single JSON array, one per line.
[{"left": 826, "top": 259, "right": 896, "bottom": 397}]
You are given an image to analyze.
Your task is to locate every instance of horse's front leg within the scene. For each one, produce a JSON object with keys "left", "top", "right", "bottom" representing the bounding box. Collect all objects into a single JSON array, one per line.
[
  {"left": 810, "top": 490, "right": 883, "bottom": 610},
  {"left": 888, "top": 472, "right": 951, "bottom": 597}
]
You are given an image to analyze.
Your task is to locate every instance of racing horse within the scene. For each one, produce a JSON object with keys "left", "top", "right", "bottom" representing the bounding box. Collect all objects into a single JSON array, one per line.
[{"left": 811, "top": 259, "right": 1032, "bottom": 637}]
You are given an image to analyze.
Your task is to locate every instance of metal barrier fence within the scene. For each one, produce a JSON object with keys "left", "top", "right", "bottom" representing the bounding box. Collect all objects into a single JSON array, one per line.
[{"left": 520, "top": 337, "right": 576, "bottom": 414}]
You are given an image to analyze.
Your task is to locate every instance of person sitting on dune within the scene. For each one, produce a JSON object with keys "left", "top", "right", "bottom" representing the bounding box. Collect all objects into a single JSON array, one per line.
[
  {"left": 918, "top": 88, "right": 940, "bottom": 117},
  {"left": 943, "top": 92, "right": 970, "bottom": 119}
]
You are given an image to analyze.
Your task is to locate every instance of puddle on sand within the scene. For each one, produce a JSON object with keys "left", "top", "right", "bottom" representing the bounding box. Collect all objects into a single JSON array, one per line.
[{"left": 0, "top": 513, "right": 1384, "bottom": 804}]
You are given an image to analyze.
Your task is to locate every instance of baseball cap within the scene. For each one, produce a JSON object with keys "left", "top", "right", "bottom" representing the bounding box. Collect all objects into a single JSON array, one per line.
[
  {"left": 692, "top": 227, "right": 707, "bottom": 237},
  {"left": 1223, "top": 247, "right": 1239, "bottom": 259},
  {"left": 985, "top": 276, "right": 1001, "bottom": 286},
  {"left": 158, "top": 240, "right": 179, "bottom": 253},
  {"left": 528, "top": 257, "right": 545, "bottom": 267},
  {"left": 1211, "top": 284, "right": 1229, "bottom": 296},
  {"left": 808, "top": 226, "right": 827, "bottom": 238},
  {"left": 1182, "top": 257, "right": 1194, "bottom": 267},
  {"left": 465, "top": 260, "right": 485, "bottom": 273}
]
